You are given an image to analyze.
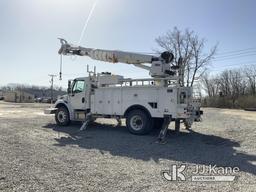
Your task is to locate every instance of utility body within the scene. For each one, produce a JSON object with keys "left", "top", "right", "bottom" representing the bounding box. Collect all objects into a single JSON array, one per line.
[{"left": 45, "top": 39, "right": 203, "bottom": 141}]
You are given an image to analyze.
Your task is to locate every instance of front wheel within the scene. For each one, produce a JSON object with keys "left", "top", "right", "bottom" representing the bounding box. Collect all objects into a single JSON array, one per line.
[
  {"left": 126, "top": 109, "right": 153, "bottom": 135},
  {"left": 55, "top": 107, "right": 70, "bottom": 126}
]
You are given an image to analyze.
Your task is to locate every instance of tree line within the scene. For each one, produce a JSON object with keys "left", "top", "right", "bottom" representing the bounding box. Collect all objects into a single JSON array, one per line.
[
  {"left": 0, "top": 84, "right": 66, "bottom": 99},
  {"left": 202, "top": 65, "right": 256, "bottom": 108}
]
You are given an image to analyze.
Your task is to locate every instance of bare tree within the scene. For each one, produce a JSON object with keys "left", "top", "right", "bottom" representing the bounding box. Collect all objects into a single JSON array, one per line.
[
  {"left": 217, "top": 69, "right": 247, "bottom": 107},
  {"left": 244, "top": 65, "right": 256, "bottom": 95},
  {"left": 156, "top": 27, "right": 217, "bottom": 87},
  {"left": 201, "top": 73, "right": 220, "bottom": 97}
]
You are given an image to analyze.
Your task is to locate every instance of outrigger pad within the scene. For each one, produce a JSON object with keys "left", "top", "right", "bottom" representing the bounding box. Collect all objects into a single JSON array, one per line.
[{"left": 157, "top": 115, "right": 171, "bottom": 144}]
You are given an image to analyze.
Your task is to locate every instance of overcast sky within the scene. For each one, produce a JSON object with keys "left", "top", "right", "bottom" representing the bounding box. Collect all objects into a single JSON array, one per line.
[{"left": 1, "top": 0, "right": 256, "bottom": 88}]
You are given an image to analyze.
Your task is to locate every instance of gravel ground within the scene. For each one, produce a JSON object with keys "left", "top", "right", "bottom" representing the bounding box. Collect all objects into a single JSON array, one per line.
[{"left": 0, "top": 101, "right": 255, "bottom": 192}]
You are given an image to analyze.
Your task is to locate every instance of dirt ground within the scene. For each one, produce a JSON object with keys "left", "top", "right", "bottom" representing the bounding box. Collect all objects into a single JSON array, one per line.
[{"left": 0, "top": 101, "right": 255, "bottom": 192}]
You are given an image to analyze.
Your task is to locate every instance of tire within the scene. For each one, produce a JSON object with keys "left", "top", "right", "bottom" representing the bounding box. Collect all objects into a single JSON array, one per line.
[
  {"left": 126, "top": 109, "right": 153, "bottom": 135},
  {"left": 184, "top": 119, "right": 192, "bottom": 130},
  {"left": 153, "top": 118, "right": 164, "bottom": 129},
  {"left": 55, "top": 107, "right": 70, "bottom": 126}
]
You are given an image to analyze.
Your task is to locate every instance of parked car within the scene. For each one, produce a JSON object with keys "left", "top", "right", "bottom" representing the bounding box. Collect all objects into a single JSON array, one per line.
[
  {"left": 34, "top": 97, "right": 43, "bottom": 103},
  {"left": 41, "top": 97, "right": 51, "bottom": 103},
  {"left": 41, "top": 97, "right": 56, "bottom": 103}
]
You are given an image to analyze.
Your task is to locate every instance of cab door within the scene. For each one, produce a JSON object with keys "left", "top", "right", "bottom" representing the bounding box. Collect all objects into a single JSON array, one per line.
[{"left": 70, "top": 79, "right": 86, "bottom": 110}]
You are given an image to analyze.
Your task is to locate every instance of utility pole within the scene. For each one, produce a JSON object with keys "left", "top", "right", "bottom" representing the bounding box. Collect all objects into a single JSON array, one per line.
[{"left": 48, "top": 74, "right": 57, "bottom": 104}]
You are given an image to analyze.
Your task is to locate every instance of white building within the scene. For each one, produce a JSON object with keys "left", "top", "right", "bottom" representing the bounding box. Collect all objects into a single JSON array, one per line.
[{"left": 4, "top": 90, "right": 34, "bottom": 103}]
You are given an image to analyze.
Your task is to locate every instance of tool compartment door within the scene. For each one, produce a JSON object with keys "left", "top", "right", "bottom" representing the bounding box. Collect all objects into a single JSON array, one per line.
[
  {"left": 103, "top": 89, "right": 113, "bottom": 115},
  {"left": 92, "top": 89, "right": 104, "bottom": 114},
  {"left": 92, "top": 88, "right": 122, "bottom": 115},
  {"left": 112, "top": 88, "right": 122, "bottom": 115}
]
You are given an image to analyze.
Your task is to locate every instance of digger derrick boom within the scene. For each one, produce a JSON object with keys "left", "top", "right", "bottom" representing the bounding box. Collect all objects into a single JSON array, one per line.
[{"left": 58, "top": 39, "right": 176, "bottom": 78}]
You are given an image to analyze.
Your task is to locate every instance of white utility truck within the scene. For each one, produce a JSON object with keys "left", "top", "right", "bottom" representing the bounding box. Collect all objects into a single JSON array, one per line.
[{"left": 45, "top": 39, "right": 203, "bottom": 142}]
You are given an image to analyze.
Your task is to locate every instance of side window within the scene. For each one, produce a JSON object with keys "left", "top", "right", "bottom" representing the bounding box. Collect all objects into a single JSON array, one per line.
[
  {"left": 72, "top": 80, "right": 85, "bottom": 94},
  {"left": 180, "top": 91, "right": 187, "bottom": 104}
]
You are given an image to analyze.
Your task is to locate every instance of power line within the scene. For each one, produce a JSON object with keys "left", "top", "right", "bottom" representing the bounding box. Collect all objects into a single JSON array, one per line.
[
  {"left": 214, "top": 50, "right": 256, "bottom": 59},
  {"left": 210, "top": 63, "right": 256, "bottom": 72},
  {"left": 215, "top": 47, "right": 256, "bottom": 56},
  {"left": 213, "top": 53, "right": 256, "bottom": 61},
  {"left": 211, "top": 61, "right": 256, "bottom": 68},
  {"left": 48, "top": 74, "right": 57, "bottom": 104}
]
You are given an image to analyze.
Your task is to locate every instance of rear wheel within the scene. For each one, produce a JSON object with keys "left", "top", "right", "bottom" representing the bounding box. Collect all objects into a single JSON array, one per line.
[
  {"left": 55, "top": 107, "right": 70, "bottom": 126},
  {"left": 126, "top": 109, "right": 153, "bottom": 135}
]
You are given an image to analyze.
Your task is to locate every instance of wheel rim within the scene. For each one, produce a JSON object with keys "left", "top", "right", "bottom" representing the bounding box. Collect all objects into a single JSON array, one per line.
[
  {"left": 130, "top": 115, "right": 144, "bottom": 131},
  {"left": 57, "top": 111, "right": 66, "bottom": 123}
]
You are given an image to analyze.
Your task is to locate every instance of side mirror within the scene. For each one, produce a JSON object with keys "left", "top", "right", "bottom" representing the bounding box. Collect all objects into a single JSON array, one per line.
[{"left": 67, "top": 80, "right": 71, "bottom": 94}]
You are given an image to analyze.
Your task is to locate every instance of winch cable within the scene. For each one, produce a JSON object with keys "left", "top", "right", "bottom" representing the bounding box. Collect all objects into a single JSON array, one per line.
[{"left": 59, "top": 54, "right": 63, "bottom": 80}]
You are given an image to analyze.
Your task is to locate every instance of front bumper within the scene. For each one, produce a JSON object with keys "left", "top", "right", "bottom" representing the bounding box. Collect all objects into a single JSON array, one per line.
[{"left": 44, "top": 108, "right": 57, "bottom": 114}]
